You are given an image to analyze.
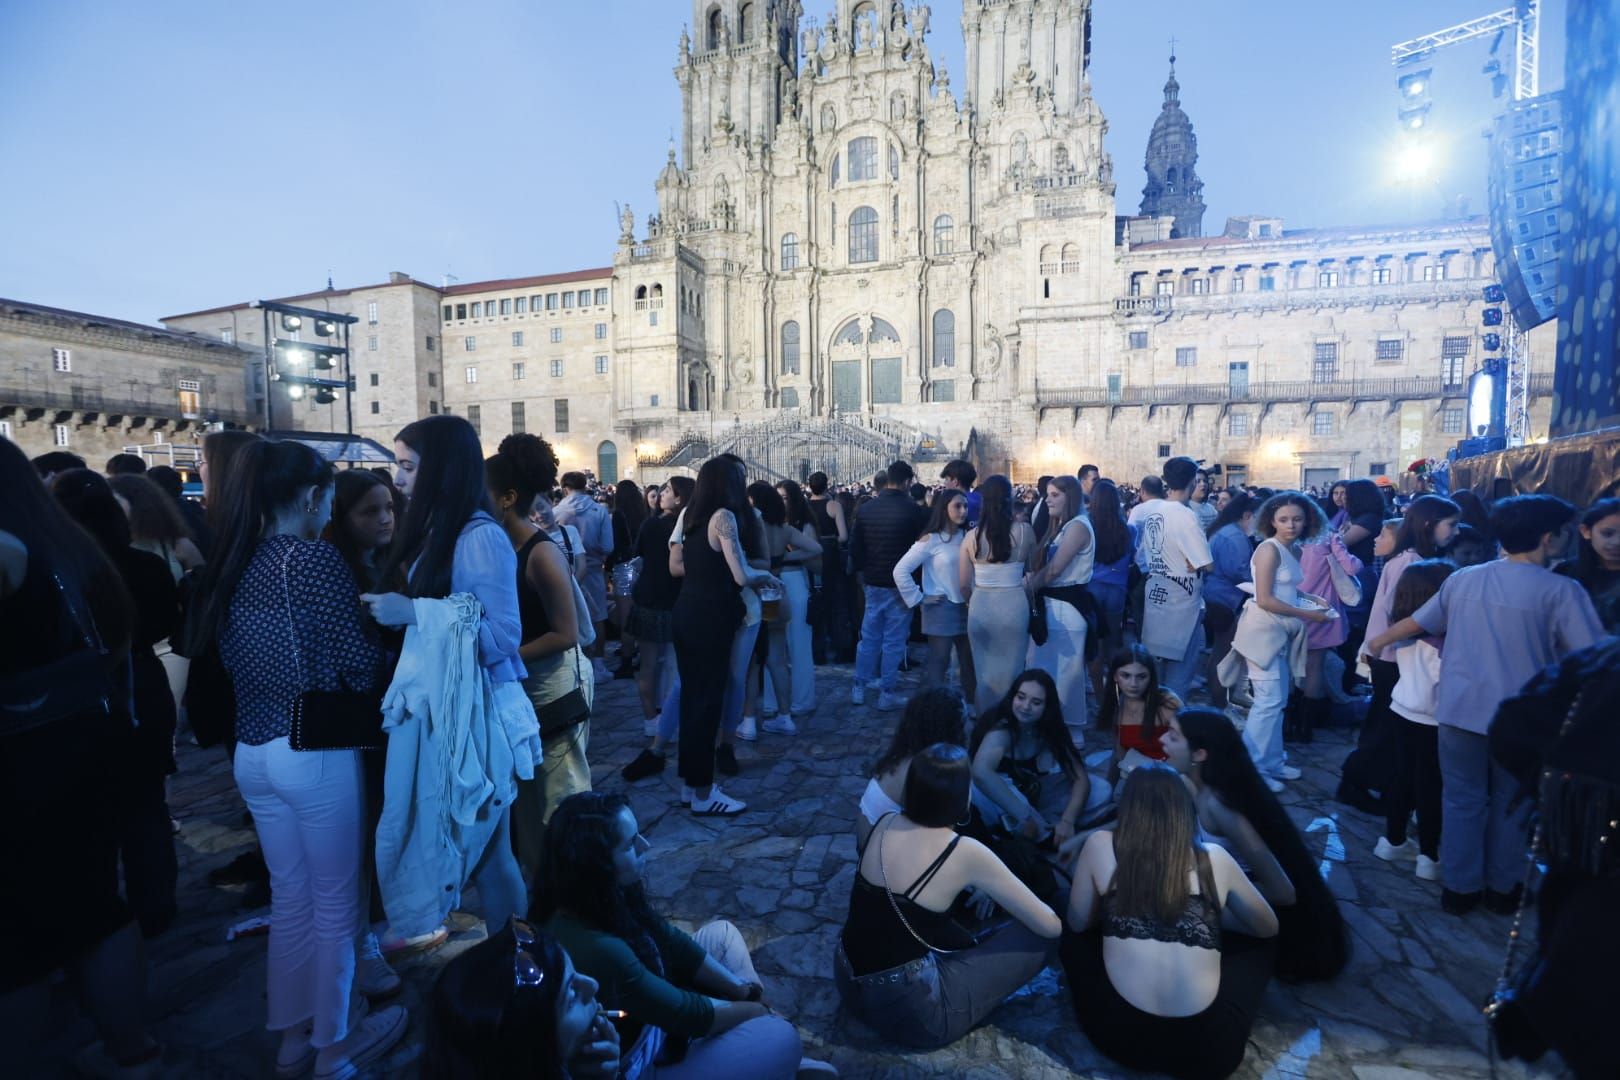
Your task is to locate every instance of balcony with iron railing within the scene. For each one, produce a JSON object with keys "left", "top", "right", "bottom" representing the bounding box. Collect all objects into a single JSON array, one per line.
[
  {"left": 1035, "top": 372, "right": 1554, "bottom": 410},
  {"left": 1115, "top": 278, "right": 1486, "bottom": 319},
  {"left": 0, "top": 379, "right": 255, "bottom": 426}
]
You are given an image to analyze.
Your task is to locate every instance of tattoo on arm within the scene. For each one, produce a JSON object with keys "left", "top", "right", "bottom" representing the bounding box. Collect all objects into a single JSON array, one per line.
[{"left": 715, "top": 510, "right": 742, "bottom": 557}]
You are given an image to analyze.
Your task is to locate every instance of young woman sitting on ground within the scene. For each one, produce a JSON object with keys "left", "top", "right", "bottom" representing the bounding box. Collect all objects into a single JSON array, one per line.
[
  {"left": 1094, "top": 645, "right": 1183, "bottom": 784},
  {"left": 1060, "top": 765, "right": 1279, "bottom": 1080},
  {"left": 1160, "top": 708, "right": 1350, "bottom": 982},
  {"left": 856, "top": 686, "right": 971, "bottom": 848},
  {"left": 837, "top": 744, "right": 1062, "bottom": 1049},
  {"left": 426, "top": 916, "right": 620, "bottom": 1079},
  {"left": 969, "top": 669, "right": 1111, "bottom": 853},
  {"left": 537, "top": 792, "right": 833, "bottom": 1079}
]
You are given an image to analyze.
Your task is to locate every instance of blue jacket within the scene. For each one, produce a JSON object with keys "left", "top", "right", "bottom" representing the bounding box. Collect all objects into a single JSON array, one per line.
[{"left": 1205, "top": 524, "right": 1254, "bottom": 612}]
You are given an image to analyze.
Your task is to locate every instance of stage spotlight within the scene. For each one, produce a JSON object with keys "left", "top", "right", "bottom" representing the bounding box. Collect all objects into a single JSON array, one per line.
[
  {"left": 282, "top": 347, "right": 309, "bottom": 366},
  {"left": 1483, "top": 284, "right": 1506, "bottom": 303},
  {"left": 1399, "top": 104, "right": 1431, "bottom": 131},
  {"left": 287, "top": 383, "right": 307, "bottom": 402},
  {"left": 314, "top": 317, "right": 337, "bottom": 337},
  {"left": 280, "top": 314, "right": 303, "bottom": 333},
  {"left": 1398, "top": 68, "right": 1432, "bottom": 99},
  {"left": 1483, "top": 332, "right": 1502, "bottom": 351},
  {"left": 313, "top": 388, "right": 337, "bottom": 405},
  {"left": 1482, "top": 307, "right": 1504, "bottom": 326},
  {"left": 1396, "top": 142, "right": 1435, "bottom": 182}
]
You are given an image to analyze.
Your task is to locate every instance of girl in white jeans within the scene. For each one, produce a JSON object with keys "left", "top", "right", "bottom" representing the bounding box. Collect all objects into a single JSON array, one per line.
[
  {"left": 1235, "top": 494, "right": 1335, "bottom": 792},
  {"left": 196, "top": 440, "right": 409, "bottom": 1078}
]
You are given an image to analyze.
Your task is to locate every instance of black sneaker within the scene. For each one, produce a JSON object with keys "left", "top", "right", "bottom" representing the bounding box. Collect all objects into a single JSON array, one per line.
[
  {"left": 620, "top": 749, "right": 666, "bottom": 783},
  {"left": 1441, "top": 888, "right": 1482, "bottom": 915},
  {"left": 1484, "top": 885, "right": 1524, "bottom": 916},
  {"left": 715, "top": 743, "right": 740, "bottom": 777},
  {"left": 1335, "top": 780, "right": 1383, "bottom": 817}
]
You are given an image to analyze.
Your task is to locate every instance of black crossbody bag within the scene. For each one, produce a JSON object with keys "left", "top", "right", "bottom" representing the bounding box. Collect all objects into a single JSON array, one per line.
[
  {"left": 534, "top": 647, "right": 590, "bottom": 737},
  {"left": 282, "top": 547, "right": 387, "bottom": 752},
  {"left": 0, "top": 572, "right": 114, "bottom": 737}
]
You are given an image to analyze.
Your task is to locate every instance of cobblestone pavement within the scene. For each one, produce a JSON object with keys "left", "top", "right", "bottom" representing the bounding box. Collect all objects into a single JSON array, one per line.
[{"left": 28, "top": 654, "right": 1562, "bottom": 1079}]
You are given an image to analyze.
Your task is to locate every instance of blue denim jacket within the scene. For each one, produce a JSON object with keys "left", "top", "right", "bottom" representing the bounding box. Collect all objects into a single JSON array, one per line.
[{"left": 1205, "top": 524, "right": 1254, "bottom": 612}]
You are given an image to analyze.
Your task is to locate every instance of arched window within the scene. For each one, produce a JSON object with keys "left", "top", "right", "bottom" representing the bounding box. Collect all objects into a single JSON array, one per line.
[
  {"left": 780, "top": 233, "right": 800, "bottom": 271},
  {"left": 1061, "top": 242, "right": 1080, "bottom": 273},
  {"left": 848, "top": 206, "right": 879, "bottom": 264},
  {"left": 933, "top": 214, "right": 954, "bottom": 255},
  {"left": 651, "top": 283, "right": 664, "bottom": 298},
  {"left": 706, "top": 7, "right": 723, "bottom": 51},
  {"left": 834, "top": 320, "right": 864, "bottom": 346},
  {"left": 853, "top": 2, "right": 878, "bottom": 48},
  {"left": 932, "top": 309, "right": 955, "bottom": 367},
  {"left": 848, "top": 137, "right": 878, "bottom": 181},
  {"left": 781, "top": 321, "right": 801, "bottom": 374},
  {"left": 597, "top": 441, "right": 619, "bottom": 484},
  {"left": 869, "top": 317, "right": 900, "bottom": 343},
  {"left": 889, "top": 143, "right": 899, "bottom": 180},
  {"left": 634, "top": 285, "right": 648, "bottom": 301},
  {"left": 738, "top": 3, "right": 755, "bottom": 42}
]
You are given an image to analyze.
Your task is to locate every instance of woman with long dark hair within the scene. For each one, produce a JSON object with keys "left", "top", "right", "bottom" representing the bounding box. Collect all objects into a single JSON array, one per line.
[
  {"left": 1334, "top": 478, "right": 1386, "bottom": 685},
  {"left": 427, "top": 917, "right": 619, "bottom": 1079},
  {"left": 1556, "top": 498, "right": 1620, "bottom": 631},
  {"left": 1025, "top": 475, "right": 1095, "bottom": 743},
  {"left": 486, "top": 433, "right": 593, "bottom": 889},
  {"left": 1161, "top": 708, "right": 1349, "bottom": 982},
  {"left": 774, "top": 478, "right": 821, "bottom": 716},
  {"left": 1349, "top": 495, "right": 1461, "bottom": 813},
  {"left": 670, "top": 456, "right": 780, "bottom": 816},
  {"left": 108, "top": 472, "right": 205, "bottom": 581},
  {"left": 53, "top": 470, "right": 182, "bottom": 939},
  {"left": 739, "top": 481, "right": 820, "bottom": 739},
  {"left": 0, "top": 441, "right": 159, "bottom": 1077},
  {"left": 364, "top": 414, "right": 532, "bottom": 927},
  {"left": 538, "top": 792, "right": 818, "bottom": 1077},
  {"left": 1202, "top": 491, "right": 1257, "bottom": 711},
  {"left": 199, "top": 428, "right": 262, "bottom": 535},
  {"left": 188, "top": 439, "right": 408, "bottom": 1077},
  {"left": 970, "top": 669, "right": 1106, "bottom": 850},
  {"left": 893, "top": 489, "right": 975, "bottom": 708},
  {"left": 1095, "top": 646, "right": 1183, "bottom": 784},
  {"left": 323, "top": 469, "right": 399, "bottom": 593},
  {"left": 1061, "top": 765, "right": 1278, "bottom": 1079},
  {"left": 608, "top": 478, "right": 650, "bottom": 678},
  {"left": 619, "top": 477, "right": 693, "bottom": 783},
  {"left": 839, "top": 744, "right": 1061, "bottom": 1049},
  {"left": 856, "top": 686, "right": 970, "bottom": 846},
  {"left": 960, "top": 474, "right": 1036, "bottom": 715},
  {"left": 1085, "top": 478, "right": 1137, "bottom": 697}
]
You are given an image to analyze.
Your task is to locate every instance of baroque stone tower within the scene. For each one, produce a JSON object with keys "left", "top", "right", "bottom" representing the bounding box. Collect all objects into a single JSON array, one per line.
[{"left": 1139, "top": 52, "right": 1205, "bottom": 239}]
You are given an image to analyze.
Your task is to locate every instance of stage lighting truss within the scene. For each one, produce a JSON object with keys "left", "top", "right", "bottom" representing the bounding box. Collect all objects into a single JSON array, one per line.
[
  {"left": 250, "top": 299, "right": 359, "bottom": 429},
  {"left": 1483, "top": 332, "right": 1503, "bottom": 351}
]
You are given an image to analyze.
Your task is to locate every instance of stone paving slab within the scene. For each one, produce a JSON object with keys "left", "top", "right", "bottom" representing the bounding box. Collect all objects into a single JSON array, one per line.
[{"left": 23, "top": 655, "right": 1567, "bottom": 1079}]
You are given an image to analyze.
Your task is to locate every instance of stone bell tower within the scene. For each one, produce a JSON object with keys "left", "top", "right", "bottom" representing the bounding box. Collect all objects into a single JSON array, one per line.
[{"left": 1139, "top": 51, "right": 1206, "bottom": 239}]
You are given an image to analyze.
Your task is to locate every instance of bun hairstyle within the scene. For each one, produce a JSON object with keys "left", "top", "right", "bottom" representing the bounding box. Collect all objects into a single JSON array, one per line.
[{"left": 486, "top": 433, "right": 560, "bottom": 514}]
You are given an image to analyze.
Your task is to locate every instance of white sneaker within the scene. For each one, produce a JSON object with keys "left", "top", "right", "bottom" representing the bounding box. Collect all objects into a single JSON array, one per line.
[
  {"left": 690, "top": 786, "right": 746, "bottom": 816},
  {"left": 643, "top": 715, "right": 660, "bottom": 738},
  {"left": 1415, "top": 854, "right": 1442, "bottom": 881},
  {"left": 875, "top": 691, "right": 904, "bottom": 712},
  {"left": 1274, "top": 764, "right": 1303, "bottom": 781},
  {"left": 850, "top": 683, "right": 866, "bottom": 705},
  {"left": 735, "top": 715, "right": 758, "bottom": 741},
  {"left": 313, "top": 1003, "right": 408, "bottom": 1080},
  {"left": 1375, "top": 836, "right": 1420, "bottom": 863},
  {"left": 1263, "top": 775, "right": 1286, "bottom": 793},
  {"left": 275, "top": 1025, "right": 315, "bottom": 1078},
  {"left": 355, "top": 933, "right": 401, "bottom": 1000},
  {"left": 762, "top": 715, "right": 797, "bottom": 735}
]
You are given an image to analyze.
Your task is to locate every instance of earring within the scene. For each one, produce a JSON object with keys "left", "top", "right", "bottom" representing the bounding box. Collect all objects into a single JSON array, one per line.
[{"left": 305, "top": 503, "right": 318, "bottom": 514}]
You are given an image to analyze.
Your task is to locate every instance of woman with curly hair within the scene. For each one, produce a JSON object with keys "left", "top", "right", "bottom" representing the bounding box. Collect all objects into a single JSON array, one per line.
[
  {"left": 1161, "top": 708, "right": 1349, "bottom": 982},
  {"left": 537, "top": 792, "right": 829, "bottom": 1078}
]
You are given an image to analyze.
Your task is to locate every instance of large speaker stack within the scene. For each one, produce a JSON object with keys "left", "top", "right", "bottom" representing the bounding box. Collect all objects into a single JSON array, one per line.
[{"left": 1486, "top": 92, "right": 1563, "bottom": 331}]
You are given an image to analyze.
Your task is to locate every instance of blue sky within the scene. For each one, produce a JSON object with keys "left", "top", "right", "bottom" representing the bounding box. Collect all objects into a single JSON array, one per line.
[{"left": 0, "top": 0, "right": 1565, "bottom": 325}]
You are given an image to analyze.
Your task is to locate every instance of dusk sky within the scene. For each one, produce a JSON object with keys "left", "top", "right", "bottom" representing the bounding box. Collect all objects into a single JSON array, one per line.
[{"left": 0, "top": 0, "right": 1566, "bottom": 326}]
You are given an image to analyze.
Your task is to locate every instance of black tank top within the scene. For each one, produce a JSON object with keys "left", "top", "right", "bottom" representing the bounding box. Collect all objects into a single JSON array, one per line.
[
  {"left": 514, "top": 530, "right": 556, "bottom": 643},
  {"left": 842, "top": 816, "right": 976, "bottom": 975},
  {"left": 809, "top": 498, "right": 838, "bottom": 542},
  {"left": 674, "top": 512, "right": 743, "bottom": 623}
]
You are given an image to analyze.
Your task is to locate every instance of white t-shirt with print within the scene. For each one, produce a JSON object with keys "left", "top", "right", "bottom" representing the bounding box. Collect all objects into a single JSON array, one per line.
[{"left": 1129, "top": 499, "right": 1213, "bottom": 578}]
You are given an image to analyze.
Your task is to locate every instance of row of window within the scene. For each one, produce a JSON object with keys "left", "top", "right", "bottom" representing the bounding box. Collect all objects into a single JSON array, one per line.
[
  {"left": 1133, "top": 263, "right": 1457, "bottom": 298},
  {"left": 1127, "top": 335, "right": 1472, "bottom": 371},
  {"left": 776, "top": 214, "right": 955, "bottom": 271},
  {"left": 464, "top": 357, "right": 608, "bottom": 382},
  {"left": 462, "top": 325, "right": 607, "bottom": 351},
  {"left": 444, "top": 289, "right": 609, "bottom": 322},
  {"left": 485, "top": 400, "right": 571, "bottom": 436},
  {"left": 1220, "top": 407, "right": 1465, "bottom": 438}
]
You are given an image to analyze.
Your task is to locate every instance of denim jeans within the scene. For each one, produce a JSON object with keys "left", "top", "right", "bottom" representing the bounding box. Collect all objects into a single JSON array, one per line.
[
  {"left": 855, "top": 586, "right": 912, "bottom": 692},
  {"left": 1438, "top": 724, "right": 1529, "bottom": 894},
  {"left": 234, "top": 738, "right": 363, "bottom": 1048},
  {"left": 722, "top": 620, "right": 762, "bottom": 735},
  {"left": 1158, "top": 608, "right": 1205, "bottom": 699}
]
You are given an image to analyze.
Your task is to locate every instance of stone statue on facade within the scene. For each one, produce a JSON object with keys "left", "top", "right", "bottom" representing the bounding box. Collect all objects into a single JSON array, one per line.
[
  {"left": 912, "top": 3, "right": 930, "bottom": 38},
  {"left": 619, "top": 204, "right": 635, "bottom": 243}
]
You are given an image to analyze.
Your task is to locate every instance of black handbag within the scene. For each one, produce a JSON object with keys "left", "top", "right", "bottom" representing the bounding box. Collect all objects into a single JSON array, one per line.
[
  {"left": 1028, "top": 592, "right": 1049, "bottom": 647},
  {"left": 281, "top": 547, "right": 386, "bottom": 752},
  {"left": 0, "top": 572, "right": 114, "bottom": 737},
  {"left": 533, "top": 648, "right": 590, "bottom": 738}
]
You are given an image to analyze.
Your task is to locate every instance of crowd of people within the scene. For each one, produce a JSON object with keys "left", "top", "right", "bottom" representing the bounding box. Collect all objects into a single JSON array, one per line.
[{"left": 5, "top": 430, "right": 1618, "bottom": 1079}]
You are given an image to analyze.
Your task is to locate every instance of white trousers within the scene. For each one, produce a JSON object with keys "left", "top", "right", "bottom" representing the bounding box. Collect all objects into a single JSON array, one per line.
[
  {"left": 1242, "top": 653, "right": 1290, "bottom": 778},
  {"left": 234, "top": 738, "right": 363, "bottom": 1048},
  {"left": 1027, "top": 597, "right": 1090, "bottom": 748}
]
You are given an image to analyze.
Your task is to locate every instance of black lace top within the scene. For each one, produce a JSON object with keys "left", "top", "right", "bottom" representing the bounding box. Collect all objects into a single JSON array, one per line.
[{"left": 1100, "top": 848, "right": 1221, "bottom": 951}]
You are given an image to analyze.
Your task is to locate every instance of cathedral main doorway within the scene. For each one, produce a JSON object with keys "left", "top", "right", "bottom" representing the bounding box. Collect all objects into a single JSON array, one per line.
[{"left": 832, "top": 360, "right": 861, "bottom": 412}]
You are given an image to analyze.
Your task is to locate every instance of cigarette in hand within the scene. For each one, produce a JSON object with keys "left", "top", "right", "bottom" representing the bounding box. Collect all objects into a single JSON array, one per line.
[{"left": 598, "top": 1009, "right": 628, "bottom": 1020}]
